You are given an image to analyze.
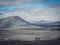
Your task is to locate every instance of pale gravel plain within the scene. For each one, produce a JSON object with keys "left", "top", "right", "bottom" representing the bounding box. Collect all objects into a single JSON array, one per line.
[{"left": 0, "top": 29, "right": 60, "bottom": 41}]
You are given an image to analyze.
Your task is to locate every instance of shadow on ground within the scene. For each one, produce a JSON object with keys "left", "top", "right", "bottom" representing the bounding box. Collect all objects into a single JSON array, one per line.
[{"left": 0, "top": 38, "right": 60, "bottom": 45}]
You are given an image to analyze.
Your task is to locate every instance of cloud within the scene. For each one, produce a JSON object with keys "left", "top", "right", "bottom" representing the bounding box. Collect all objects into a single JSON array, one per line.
[
  {"left": 0, "top": 6, "right": 60, "bottom": 21},
  {"left": 0, "top": 0, "right": 43, "bottom": 5},
  {"left": 0, "top": 0, "right": 60, "bottom": 6},
  {"left": 0, "top": 0, "right": 60, "bottom": 21}
]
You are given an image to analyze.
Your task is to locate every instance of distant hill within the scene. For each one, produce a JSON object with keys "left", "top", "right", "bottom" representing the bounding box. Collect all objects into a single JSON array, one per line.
[
  {"left": 30, "top": 20, "right": 60, "bottom": 30},
  {"left": 30, "top": 20, "right": 60, "bottom": 26},
  {"left": 30, "top": 20, "right": 60, "bottom": 25},
  {"left": 50, "top": 21, "right": 60, "bottom": 25}
]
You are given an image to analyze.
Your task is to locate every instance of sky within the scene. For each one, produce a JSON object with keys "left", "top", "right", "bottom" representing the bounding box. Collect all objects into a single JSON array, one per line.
[{"left": 0, "top": 0, "right": 60, "bottom": 22}]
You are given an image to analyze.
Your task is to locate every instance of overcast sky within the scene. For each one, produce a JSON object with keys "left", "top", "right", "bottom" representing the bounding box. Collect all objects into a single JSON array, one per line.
[{"left": 0, "top": 0, "right": 60, "bottom": 21}]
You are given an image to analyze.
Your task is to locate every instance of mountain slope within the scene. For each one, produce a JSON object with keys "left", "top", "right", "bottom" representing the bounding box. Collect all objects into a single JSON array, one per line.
[
  {"left": 0, "top": 16, "right": 29, "bottom": 28},
  {"left": 0, "top": 16, "right": 41, "bottom": 30}
]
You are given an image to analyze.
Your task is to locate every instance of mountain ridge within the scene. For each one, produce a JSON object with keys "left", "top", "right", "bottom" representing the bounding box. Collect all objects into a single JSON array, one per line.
[
  {"left": 0, "top": 16, "right": 41, "bottom": 30},
  {"left": 0, "top": 16, "right": 29, "bottom": 28}
]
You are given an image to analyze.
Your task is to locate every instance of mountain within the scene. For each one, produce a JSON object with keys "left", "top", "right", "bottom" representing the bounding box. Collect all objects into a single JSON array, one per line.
[
  {"left": 49, "top": 21, "right": 60, "bottom": 25},
  {"left": 0, "top": 16, "right": 28, "bottom": 28},
  {"left": 30, "top": 20, "right": 60, "bottom": 30},
  {"left": 0, "top": 16, "right": 40, "bottom": 30},
  {"left": 30, "top": 20, "right": 60, "bottom": 25},
  {"left": 30, "top": 20, "right": 60, "bottom": 24},
  {"left": 0, "top": 16, "right": 60, "bottom": 30}
]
